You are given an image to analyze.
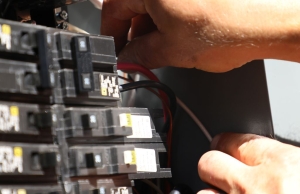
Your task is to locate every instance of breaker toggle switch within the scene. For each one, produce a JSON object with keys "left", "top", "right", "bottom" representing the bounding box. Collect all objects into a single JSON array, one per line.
[
  {"left": 35, "top": 30, "right": 52, "bottom": 89},
  {"left": 33, "top": 112, "right": 53, "bottom": 128},
  {"left": 81, "top": 114, "right": 98, "bottom": 129},
  {"left": 85, "top": 153, "right": 102, "bottom": 168},
  {"left": 39, "top": 152, "right": 58, "bottom": 168},
  {"left": 71, "top": 36, "right": 94, "bottom": 93}
]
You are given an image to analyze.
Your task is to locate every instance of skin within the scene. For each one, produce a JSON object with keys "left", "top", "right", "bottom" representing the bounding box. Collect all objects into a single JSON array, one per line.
[
  {"left": 198, "top": 133, "right": 300, "bottom": 194},
  {"left": 102, "top": 0, "right": 300, "bottom": 72},
  {"left": 101, "top": 0, "right": 300, "bottom": 192}
]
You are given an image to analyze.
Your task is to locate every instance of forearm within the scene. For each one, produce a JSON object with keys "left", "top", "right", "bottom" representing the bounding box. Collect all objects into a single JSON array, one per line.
[{"left": 199, "top": 0, "right": 300, "bottom": 63}]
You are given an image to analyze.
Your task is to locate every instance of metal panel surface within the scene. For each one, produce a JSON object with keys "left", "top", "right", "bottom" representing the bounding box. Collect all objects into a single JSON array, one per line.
[{"left": 155, "top": 60, "right": 274, "bottom": 137}]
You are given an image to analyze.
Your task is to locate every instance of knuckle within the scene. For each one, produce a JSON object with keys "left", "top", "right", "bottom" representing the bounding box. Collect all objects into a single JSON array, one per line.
[
  {"left": 238, "top": 136, "right": 267, "bottom": 152},
  {"left": 132, "top": 40, "right": 156, "bottom": 68}
]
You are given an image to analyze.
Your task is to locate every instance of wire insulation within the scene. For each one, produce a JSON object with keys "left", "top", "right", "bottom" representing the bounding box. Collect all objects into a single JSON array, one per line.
[
  {"left": 142, "top": 180, "right": 164, "bottom": 194},
  {"left": 2, "top": 0, "right": 12, "bottom": 17},
  {"left": 120, "top": 80, "right": 176, "bottom": 119},
  {"left": 132, "top": 187, "right": 140, "bottom": 194},
  {"left": 176, "top": 97, "right": 212, "bottom": 141},
  {"left": 118, "top": 75, "right": 172, "bottom": 132},
  {"left": 118, "top": 63, "right": 169, "bottom": 120}
]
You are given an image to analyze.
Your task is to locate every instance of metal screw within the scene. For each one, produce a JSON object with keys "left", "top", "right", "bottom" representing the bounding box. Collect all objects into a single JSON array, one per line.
[
  {"left": 59, "top": 10, "right": 68, "bottom": 20},
  {"left": 58, "top": 22, "right": 68, "bottom": 30}
]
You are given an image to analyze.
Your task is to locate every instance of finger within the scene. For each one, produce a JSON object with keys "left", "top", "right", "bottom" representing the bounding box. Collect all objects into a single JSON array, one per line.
[
  {"left": 198, "top": 150, "right": 249, "bottom": 193},
  {"left": 117, "top": 31, "right": 170, "bottom": 69},
  {"left": 197, "top": 189, "right": 224, "bottom": 194},
  {"left": 211, "top": 133, "right": 281, "bottom": 166},
  {"left": 101, "top": 17, "right": 131, "bottom": 54},
  {"left": 101, "top": 0, "right": 147, "bottom": 53},
  {"left": 129, "top": 14, "right": 157, "bottom": 41}
]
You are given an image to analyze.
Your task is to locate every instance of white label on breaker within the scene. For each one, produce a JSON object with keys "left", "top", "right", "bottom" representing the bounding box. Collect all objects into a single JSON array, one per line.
[
  {"left": 99, "top": 74, "right": 119, "bottom": 98},
  {"left": 0, "top": 146, "right": 23, "bottom": 173},
  {"left": 119, "top": 113, "right": 132, "bottom": 127},
  {"left": 0, "top": 105, "right": 20, "bottom": 132},
  {"left": 1, "top": 189, "right": 13, "bottom": 194},
  {"left": 110, "top": 187, "right": 129, "bottom": 194},
  {"left": 1, "top": 189, "right": 27, "bottom": 194},
  {"left": 127, "top": 115, "right": 152, "bottom": 138},
  {"left": 0, "top": 24, "right": 12, "bottom": 50},
  {"left": 123, "top": 150, "right": 133, "bottom": 164},
  {"left": 135, "top": 148, "right": 157, "bottom": 172}
]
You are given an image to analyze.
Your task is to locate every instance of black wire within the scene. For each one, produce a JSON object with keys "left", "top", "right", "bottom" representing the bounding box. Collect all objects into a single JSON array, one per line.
[
  {"left": 2, "top": 0, "right": 12, "bottom": 17},
  {"left": 118, "top": 76, "right": 172, "bottom": 133},
  {"left": 120, "top": 80, "right": 177, "bottom": 119},
  {"left": 118, "top": 75, "right": 133, "bottom": 82},
  {"left": 127, "top": 74, "right": 135, "bottom": 81}
]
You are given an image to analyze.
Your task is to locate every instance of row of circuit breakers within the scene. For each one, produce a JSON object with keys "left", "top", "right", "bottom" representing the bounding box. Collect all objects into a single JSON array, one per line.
[{"left": 0, "top": 19, "right": 171, "bottom": 194}]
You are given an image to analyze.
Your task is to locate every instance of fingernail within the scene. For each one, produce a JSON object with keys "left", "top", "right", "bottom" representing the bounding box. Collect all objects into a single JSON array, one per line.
[{"left": 210, "top": 134, "right": 222, "bottom": 150}]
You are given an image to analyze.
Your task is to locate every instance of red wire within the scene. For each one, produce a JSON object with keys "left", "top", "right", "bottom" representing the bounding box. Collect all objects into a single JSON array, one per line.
[
  {"left": 117, "top": 63, "right": 160, "bottom": 81},
  {"left": 133, "top": 187, "right": 140, "bottom": 194},
  {"left": 117, "top": 63, "right": 169, "bottom": 121},
  {"left": 117, "top": 64, "right": 173, "bottom": 193}
]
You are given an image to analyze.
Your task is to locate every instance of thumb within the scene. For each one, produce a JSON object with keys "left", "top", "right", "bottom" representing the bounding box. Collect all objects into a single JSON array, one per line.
[
  {"left": 117, "top": 31, "right": 168, "bottom": 69},
  {"left": 198, "top": 151, "right": 250, "bottom": 193}
]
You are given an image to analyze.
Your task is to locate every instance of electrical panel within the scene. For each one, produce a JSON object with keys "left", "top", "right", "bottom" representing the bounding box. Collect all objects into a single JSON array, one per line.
[{"left": 0, "top": 14, "right": 170, "bottom": 194}]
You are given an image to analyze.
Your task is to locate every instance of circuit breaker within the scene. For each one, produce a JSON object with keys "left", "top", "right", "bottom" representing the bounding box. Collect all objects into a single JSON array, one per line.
[{"left": 0, "top": 14, "right": 170, "bottom": 194}]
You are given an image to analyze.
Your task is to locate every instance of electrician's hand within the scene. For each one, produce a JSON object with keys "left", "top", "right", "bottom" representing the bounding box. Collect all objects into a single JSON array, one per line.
[
  {"left": 198, "top": 133, "right": 300, "bottom": 194},
  {"left": 101, "top": 0, "right": 300, "bottom": 72}
]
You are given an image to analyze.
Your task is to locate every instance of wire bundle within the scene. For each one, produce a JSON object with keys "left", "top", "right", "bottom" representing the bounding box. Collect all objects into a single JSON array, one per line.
[
  {"left": 118, "top": 62, "right": 212, "bottom": 193},
  {"left": 118, "top": 63, "right": 170, "bottom": 121},
  {"left": 118, "top": 63, "right": 212, "bottom": 141}
]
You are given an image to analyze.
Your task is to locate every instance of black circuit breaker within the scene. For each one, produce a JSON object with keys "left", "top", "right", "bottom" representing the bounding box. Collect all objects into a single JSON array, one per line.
[
  {"left": 0, "top": 142, "right": 59, "bottom": 175},
  {"left": 65, "top": 143, "right": 170, "bottom": 179},
  {"left": 0, "top": 142, "right": 60, "bottom": 184},
  {"left": 0, "top": 100, "right": 158, "bottom": 139},
  {"left": 0, "top": 19, "right": 119, "bottom": 106}
]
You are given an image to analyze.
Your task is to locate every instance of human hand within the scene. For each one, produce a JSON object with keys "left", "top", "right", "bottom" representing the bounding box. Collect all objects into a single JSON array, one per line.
[
  {"left": 102, "top": 0, "right": 300, "bottom": 72},
  {"left": 198, "top": 133, "right": 300, "bottom": 194}
]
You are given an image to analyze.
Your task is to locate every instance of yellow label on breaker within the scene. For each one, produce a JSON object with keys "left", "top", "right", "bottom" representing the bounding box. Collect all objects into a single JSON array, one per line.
[
  {"left": 130, "top": 150, "right": 136, "bottom": 164},
  {"left": 119, "top": 113, "right": 132, "bottom": 127},
  {"left": 125, "top": 114, "right": 132, "bottom": 127},
  {"left": 14, "top": 147, "right": 23, "bottom": 157},
  {"left": 10, "top": 106, "right": 19, "bottom": 116},
  {"left": 124, "top": 150, "right": 136, "bottom": 165},
  {"left": 17, "top": 189, "right": 26, "bottom": 194},
  {"left": 2, "top": 24, "right": 11, "bottom": 34},
  {"left": 101, "top": 87, "right": 107, "bottom": 96}
]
